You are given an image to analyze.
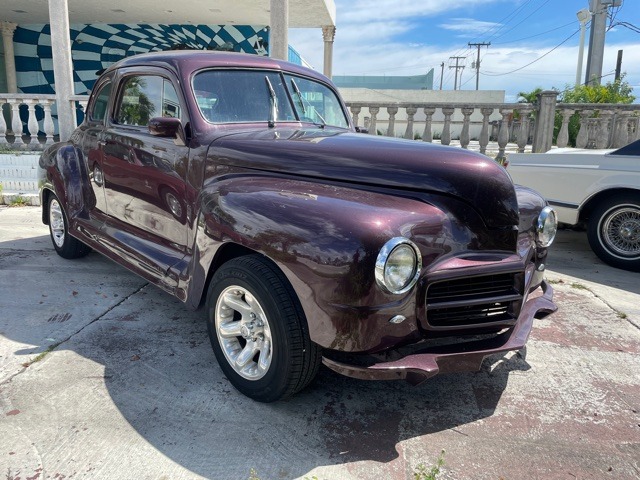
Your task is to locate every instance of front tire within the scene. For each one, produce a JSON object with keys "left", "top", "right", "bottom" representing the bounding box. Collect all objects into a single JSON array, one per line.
[
  {"left": 205, "top": 255, "right": 321, "bottom": 402},
  {"left": 587, "top": 193, "right": 640, "bottom": 272},
  {"left": 47, "top": 194, "right": 91, "bottom": 259}
]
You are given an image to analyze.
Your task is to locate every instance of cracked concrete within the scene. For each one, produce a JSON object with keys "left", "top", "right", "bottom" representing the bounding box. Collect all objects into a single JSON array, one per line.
[{"left": 1, "top": 207, "right": 639, "bottom": 480}]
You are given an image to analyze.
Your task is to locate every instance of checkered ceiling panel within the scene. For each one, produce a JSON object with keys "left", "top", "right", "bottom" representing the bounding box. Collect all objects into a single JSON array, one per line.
[{"left": 14, "top": 24, "right": 269, "bottom": 95}]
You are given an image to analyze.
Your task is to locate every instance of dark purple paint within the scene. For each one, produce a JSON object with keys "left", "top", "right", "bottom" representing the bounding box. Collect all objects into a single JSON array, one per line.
[{"left": 39, "top": 51, "right": 556, "bottom": 382}]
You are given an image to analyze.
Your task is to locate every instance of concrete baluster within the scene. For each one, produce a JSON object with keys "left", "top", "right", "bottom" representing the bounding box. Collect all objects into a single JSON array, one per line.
[
  {"left": 368, "top": 107, "right": 379, "bottom": 135},
  {"left": 516, "top": 107, "right": 533, "bottom": 153},
  {"left": 404, "top": 106, "right": 417, "bottom": 139},
  {"left": 630, "top": 116, "right": 639, "bottom": 143},
  {"left": 42, "top": 100, "right": 55, "bottom": 145},
  {"left": 613, "top": 113, "right": 630, "bottom": 148},
  {"left": 586, "top": 118, "right": 599, "bottom": 149},
  {"left": 459, "top": 107, "right": 474, "bottom": 149},
  {"left": 422, "top": 107, "right": 435, "bottom": 142},
  {"left": 26, "top": 100, "right": 40, "bottom": 148},
  {"left": 349, "top": 106, "right": 361, "bottom": 129},
  {"left": 8, "top": 99, "right": 24, "bottom": 147},
  {"left": 441, "top": 107, "right": 454, "bottom": 146},
  {"left": 496, "top": 108, "right": 512, "bottom": 161},
  {"left": 479, "top": 107, "right": 493, "bottom": 155},
  {"left": 386, "top": 106, "right": 398, "bottom": 137},
  {"left": 575, "top": 110, "right": 593, "bottom": 149},
  {"left": 596, "top": 111, "right": 613, "bottom": 149},
  {"left": 556, "top": 109, "right": 574, "bottom": 148},
  {"left": 0, "top": 102, "right": 7, "bottom": 146}
]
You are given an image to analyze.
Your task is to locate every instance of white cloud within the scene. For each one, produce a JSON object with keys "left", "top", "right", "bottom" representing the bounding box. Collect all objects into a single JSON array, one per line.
[
  {"left": 337, "top": 0, "right": 505, "bottom": 23},
  {"left": 288, "top": 0, "right": 640, "bottom": 102},
  {"left": 439, "top": 18, "right": 503, "bottom": 35}
]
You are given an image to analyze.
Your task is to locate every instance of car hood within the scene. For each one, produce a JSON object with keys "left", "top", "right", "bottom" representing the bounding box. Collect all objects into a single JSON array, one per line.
[{"left": 209, "top": 127, "right": 519, "bottom": 228}]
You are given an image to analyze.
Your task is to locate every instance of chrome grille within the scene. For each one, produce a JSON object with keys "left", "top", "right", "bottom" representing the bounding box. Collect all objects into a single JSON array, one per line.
[{"left": 426, "top": 273, "right": 522, "bottom": 328}]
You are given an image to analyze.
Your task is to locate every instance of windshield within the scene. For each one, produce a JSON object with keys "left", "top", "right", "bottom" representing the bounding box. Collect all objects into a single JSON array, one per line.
[
  {"left": 192, "top": 70, "right": 349, "bottom": 128},
  {"left": 284, "top": 74, "right": 349, "bottom": 128}
]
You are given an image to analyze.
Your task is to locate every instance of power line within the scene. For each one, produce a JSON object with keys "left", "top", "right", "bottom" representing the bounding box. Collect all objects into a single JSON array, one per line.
[
  {"left": 612, "top": 21, "right": 640, "bottom": 34},
  {"left": 438, "top": 0, "right": 537, "bottom": 77},
  {"left": 488, "top": 0, "right": 552, "bottom": 42},
  {"left": 440, "top": 0, "right": 554, "bottom": 88},
  {"left": 471, "top": 0, "right": 537, "bottom": 43},
  {"left": 481, "top": 28, "right": 580, "bottom": 77},
  {"left": 493, "top": 21, "right": 577, "bottom": 44}
]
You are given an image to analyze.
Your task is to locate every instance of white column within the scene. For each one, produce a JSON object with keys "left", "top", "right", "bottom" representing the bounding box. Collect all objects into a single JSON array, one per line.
[
  {"left": 1, "top": 22, "right": 18, "bottom": 93},
  {"left": 269, "top": 0, "right": 289, "bottom": 61},
  {"left": 48, "top": 0, "right": 76, "bottom": 141},
  {"left": 322, "top": 25, "right": 335, "bottom": 78}
]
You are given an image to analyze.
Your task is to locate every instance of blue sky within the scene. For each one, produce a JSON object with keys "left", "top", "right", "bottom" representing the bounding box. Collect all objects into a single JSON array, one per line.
[{"left": 289, "top": 0, "right": 640, "bottom": 101}]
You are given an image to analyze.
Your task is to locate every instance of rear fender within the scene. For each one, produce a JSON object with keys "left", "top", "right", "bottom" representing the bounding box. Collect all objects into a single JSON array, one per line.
[{"left": 39, "top": 143, "right": 96, "bottom": 221}]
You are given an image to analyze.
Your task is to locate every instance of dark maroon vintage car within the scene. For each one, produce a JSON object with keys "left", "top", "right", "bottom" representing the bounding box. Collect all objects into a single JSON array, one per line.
[{"left": 40, "top": 51, "right": 557, "bottom": 402}]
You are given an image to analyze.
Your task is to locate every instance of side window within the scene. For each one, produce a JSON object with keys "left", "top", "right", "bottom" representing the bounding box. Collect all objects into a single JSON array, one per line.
[
  {"left": 162, "top": 79, "right": 181, "bottom": 119},
  {"left": 89, "top": 82, "right": 112, "bottom": 123},
  {"left": 116, "top": 75, "right": 163, "bottom": 126}
]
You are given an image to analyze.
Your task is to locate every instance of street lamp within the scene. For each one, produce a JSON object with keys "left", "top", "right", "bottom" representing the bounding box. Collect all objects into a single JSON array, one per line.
[{"left": 576, "top": 8, "right": 590, "bottom": 87}]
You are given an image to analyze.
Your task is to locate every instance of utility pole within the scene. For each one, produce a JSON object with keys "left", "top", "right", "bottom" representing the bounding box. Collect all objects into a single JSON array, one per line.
[
  {"left": 449, "top": 56, "right": 465, "bottom": 90},
  {"left": 614, "top": 49, "right": 623, "bottom": 81},
  {"left": 585, "top": 0, "right": 621, "bottom": 85},
  {"left": 439, "top": 62, "right": 444, "bottom": 90},
  {"left": 468, "top": 42, "right": 490, "bottom": 90}
]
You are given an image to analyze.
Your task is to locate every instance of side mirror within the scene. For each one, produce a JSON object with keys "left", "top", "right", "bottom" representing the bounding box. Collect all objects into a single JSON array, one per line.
[
  {"left": 148, "top": 117, "right": 185, "bottom": 145},
  {"left": 355, "top": 126, "right": 369, "bottom": 134},
  {"left": 149, "top": 117, "right": 182, "bottom": 138}
]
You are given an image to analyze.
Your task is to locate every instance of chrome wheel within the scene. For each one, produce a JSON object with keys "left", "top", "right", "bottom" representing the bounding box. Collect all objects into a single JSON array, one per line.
[
  {"left": 49, "top": 199, "right": 66, "bottom": 248},
  {"left": 215, "top": 285, "right": 273, "bottom": 381},
  {"left": 600, "top": 206, "right": 640, "bottom": 259}
]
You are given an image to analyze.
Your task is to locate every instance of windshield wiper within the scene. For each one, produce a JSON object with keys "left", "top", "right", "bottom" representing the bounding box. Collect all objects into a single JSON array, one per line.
[
  {"left": 265, "top": 76, "right": 277, "bottom": 128},
  {"left": 290, "top": 78, "right": 325, "bottom": 129},
  {"left": 290, "top": 78, "right": 306, "bottom": 115}
]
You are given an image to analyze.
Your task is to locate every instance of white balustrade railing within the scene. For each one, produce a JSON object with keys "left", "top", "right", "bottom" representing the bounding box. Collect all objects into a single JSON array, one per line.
[
  {"left": 345, "top": 100, "right": 640, "bottom": 157},
  {"left": 347, "top": 102, "right": 538, "bottom": 159},
  {"left": 1, "top": 93, "right": 638, "bottom": 155},
  {"left": 556, "top": 103, "right": 640, "bottom": 149},
  {"left": 0, "top": 94, "right": 89, "bottom": 150}
]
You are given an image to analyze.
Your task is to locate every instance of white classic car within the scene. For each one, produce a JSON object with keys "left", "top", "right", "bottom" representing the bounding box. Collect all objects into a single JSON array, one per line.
[{"left": 507, "top": 140, "right": 640, "bottom": 272}]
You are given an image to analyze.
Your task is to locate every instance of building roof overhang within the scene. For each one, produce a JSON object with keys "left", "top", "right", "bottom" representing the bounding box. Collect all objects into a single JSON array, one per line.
[{"left": 2, "top": 0, "right": 336, "bottom": 27}]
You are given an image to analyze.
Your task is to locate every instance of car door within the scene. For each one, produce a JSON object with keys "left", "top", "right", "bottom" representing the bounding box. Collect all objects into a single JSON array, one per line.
[
  {"left": 81, "top": 76, "right": 113, "bottom": 220},
  {"left": 100, "top": 68, "right": 189, "bottom": 286}
]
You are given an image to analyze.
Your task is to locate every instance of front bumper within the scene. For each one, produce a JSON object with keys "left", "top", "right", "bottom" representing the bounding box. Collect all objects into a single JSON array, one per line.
[{"left": 322, "top": 280, "right": 557, "bottom": 385}]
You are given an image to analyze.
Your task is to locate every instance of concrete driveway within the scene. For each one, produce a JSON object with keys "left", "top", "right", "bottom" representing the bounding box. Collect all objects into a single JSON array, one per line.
[{"left": 1, "top": 206, "right": 639, "bottom": 480}]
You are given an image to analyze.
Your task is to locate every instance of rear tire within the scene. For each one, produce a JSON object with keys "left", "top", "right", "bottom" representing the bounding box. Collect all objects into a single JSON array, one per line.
[
  {"left": 587, "top": 193, "right": 640, "bottom": 272},
  {"left": 47, "top": 193, "right": 91, "bottom": 259},
  {"left": 205, "top": 254, "right": 321, "bottom": 402}
]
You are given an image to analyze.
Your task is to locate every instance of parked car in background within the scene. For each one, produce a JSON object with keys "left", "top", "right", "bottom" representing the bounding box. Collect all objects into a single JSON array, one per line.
[
  {"left": 508, "top": 140, "right": 640, "bottom": 272},
  {"left": 39, "top": 51, "right": 557, "bottom": 402}
]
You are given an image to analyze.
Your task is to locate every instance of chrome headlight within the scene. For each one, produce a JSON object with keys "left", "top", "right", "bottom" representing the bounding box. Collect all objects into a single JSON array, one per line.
[
  {"left": 375, "top": 237, "right": 422, "bottom": 294},
  {"left": 536, "top": 206, "right": 558, "bottom": 247}
]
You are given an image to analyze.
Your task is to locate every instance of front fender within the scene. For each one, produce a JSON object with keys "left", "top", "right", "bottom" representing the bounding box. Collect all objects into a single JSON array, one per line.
[
  {"left": 187, "top": 175, "right": 453, "bottom": 352},
  {"left": 39, "top": 143, "right": 95, "bottom": 221}
]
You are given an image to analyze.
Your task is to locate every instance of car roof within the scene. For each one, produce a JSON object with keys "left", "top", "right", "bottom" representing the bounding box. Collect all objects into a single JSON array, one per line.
[
  {"left": 610, "top": 139, "right": 640, "bottom": 156},
  {"left": 103, "top": 50, "right": 329, "bottom": 83}
]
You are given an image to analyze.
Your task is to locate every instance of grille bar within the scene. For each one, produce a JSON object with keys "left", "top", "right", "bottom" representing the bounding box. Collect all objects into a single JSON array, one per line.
[
  {"left": 426, "top": 293, "right": 522, "bottom": 310},
  {"left": 426, "top": 272, "right": 523, "bottom": 328}
]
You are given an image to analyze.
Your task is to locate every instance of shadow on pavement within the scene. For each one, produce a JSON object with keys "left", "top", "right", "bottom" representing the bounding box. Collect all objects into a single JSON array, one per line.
[{"left": 1, "top": 236, "right": 529, "bottom": 478}]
